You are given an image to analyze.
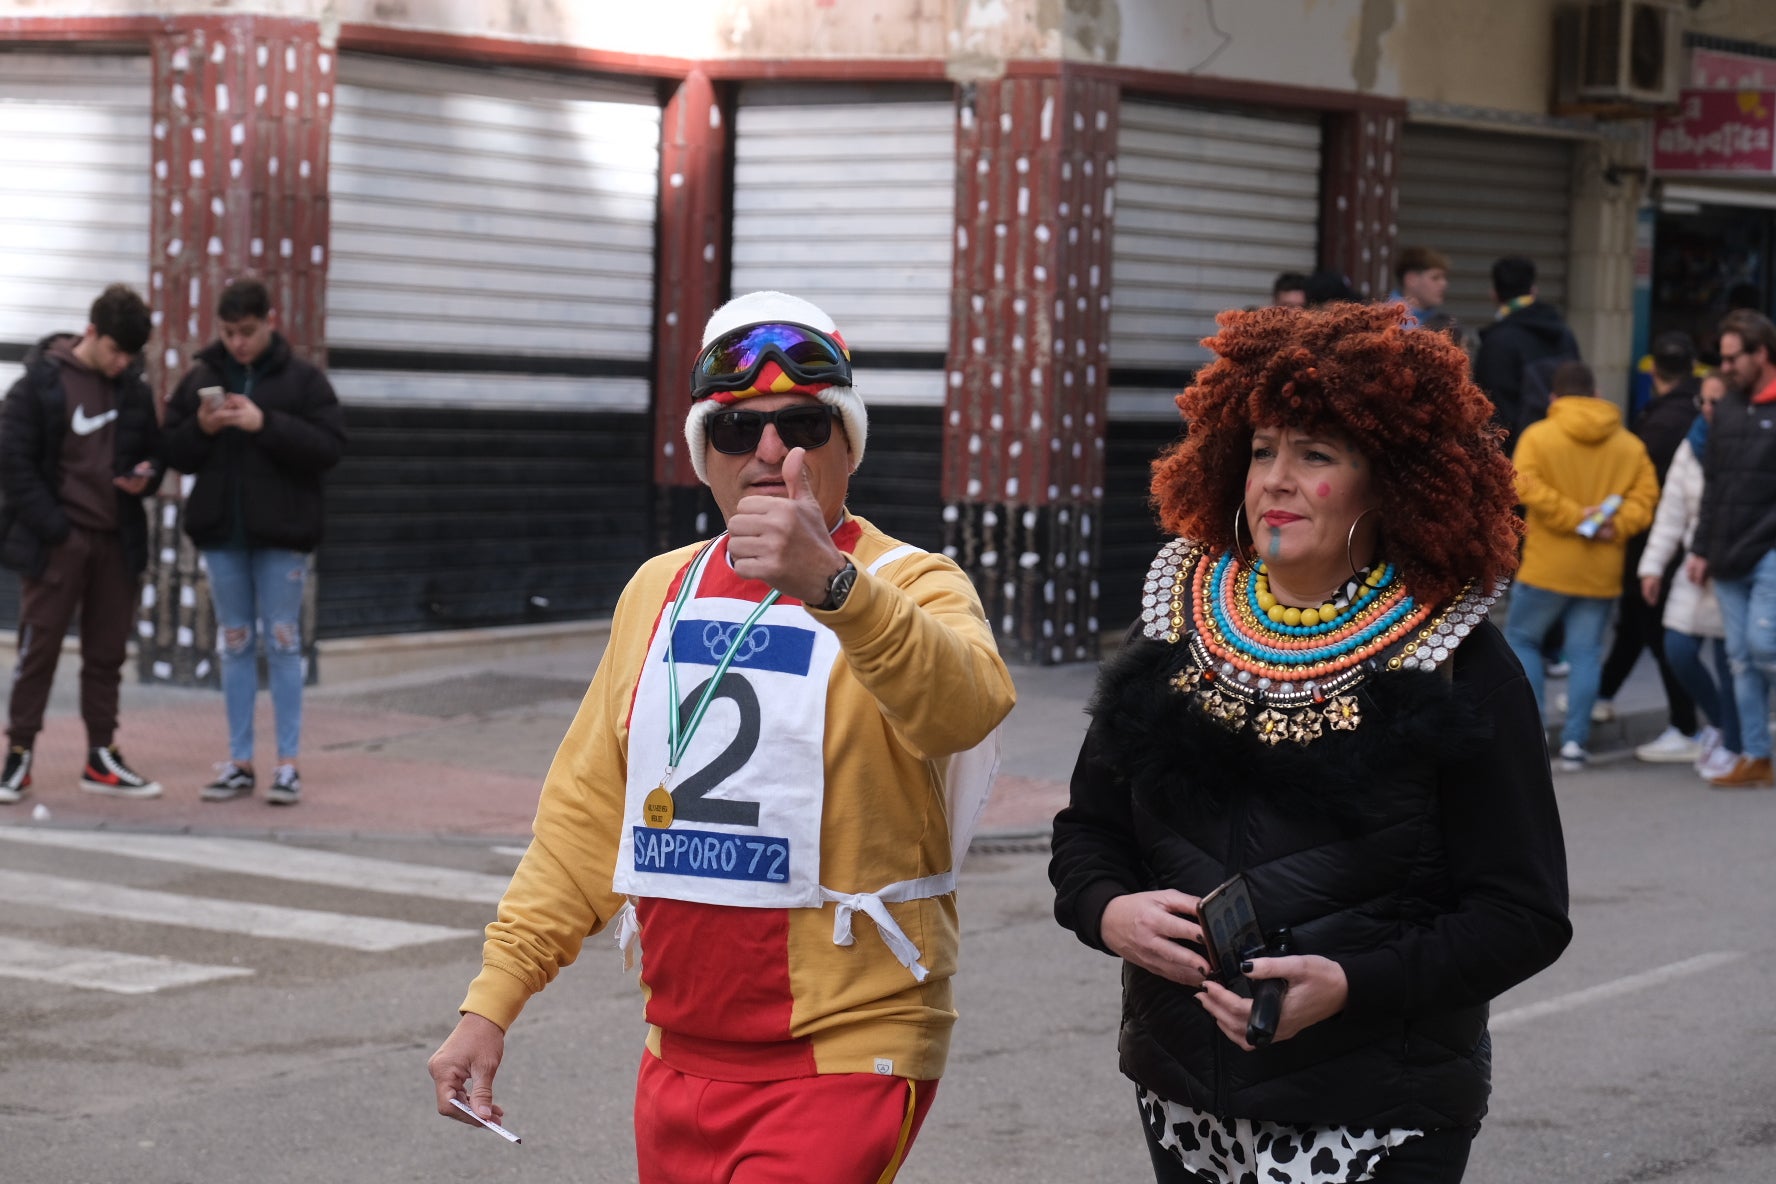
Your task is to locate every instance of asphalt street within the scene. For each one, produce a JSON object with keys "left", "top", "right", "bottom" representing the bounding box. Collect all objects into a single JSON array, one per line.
[{"left": 2, "top": 755, "right": 1773, "bottom": 1184}]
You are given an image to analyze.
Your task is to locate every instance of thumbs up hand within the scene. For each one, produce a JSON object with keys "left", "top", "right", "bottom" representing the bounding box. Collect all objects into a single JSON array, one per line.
[{"left": 728, "top": 445, "right": 849, "bottom": 604}]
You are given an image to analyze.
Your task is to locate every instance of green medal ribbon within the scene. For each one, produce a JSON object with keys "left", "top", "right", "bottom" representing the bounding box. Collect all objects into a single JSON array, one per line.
[{"left": 661, "top": 537, "right": 782, "bottom": 782}]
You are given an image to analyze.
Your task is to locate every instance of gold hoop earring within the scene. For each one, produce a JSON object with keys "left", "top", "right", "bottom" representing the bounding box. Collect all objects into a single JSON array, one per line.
[
  {"left": 1233, "top": 505, "right": 1253, "bottom": 567},
  {"left": 1346, "top": 508, "right": 1378, "bottom": 580}
]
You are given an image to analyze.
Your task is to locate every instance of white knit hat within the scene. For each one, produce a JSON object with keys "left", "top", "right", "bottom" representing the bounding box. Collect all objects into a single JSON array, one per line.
[{"left": 683, "top": 291, "right": 867, "bottom": 484}]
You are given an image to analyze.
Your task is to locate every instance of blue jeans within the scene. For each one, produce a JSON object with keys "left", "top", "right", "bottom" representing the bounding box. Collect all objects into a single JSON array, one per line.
[
  {"left": 205, "top": 548, "right": 307, "bottom": 763},
  {"left": 1663, "top": 631, "right": 1742, "bottom": 756},
  {"left": 1713, "top": 548, "right": 1776, "bottom": 761},
  {"left": 1505, "top": 582, "right": 1615, "bottom": 749}
]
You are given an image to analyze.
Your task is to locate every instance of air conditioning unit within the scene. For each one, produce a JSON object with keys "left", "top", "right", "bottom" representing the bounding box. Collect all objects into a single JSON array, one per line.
[{"left": 1555, "top": 0, "right": 1684, "bottom": 108}]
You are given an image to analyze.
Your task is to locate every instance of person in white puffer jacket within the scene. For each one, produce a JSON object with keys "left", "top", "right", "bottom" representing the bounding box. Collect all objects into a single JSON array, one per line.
[{"left": 1638, "top": 372, "right": 1742, "bottom": 779}]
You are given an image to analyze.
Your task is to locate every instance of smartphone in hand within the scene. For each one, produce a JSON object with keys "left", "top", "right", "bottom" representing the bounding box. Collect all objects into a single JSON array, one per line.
[
  {"left": 198, "top": 385, "right": 225, "bottom": 411},
  {"left": 1197, "top": 873, "right": 1265, "bottom": 990}
]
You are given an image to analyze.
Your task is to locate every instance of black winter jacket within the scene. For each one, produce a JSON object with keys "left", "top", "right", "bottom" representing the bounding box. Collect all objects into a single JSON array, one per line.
[
  {"left": 160, "top": 334, "right": 346, "bottom": 552},
  {"left": 1692, "top": 386, "right": 1776, "bottom": 581},
  {"left": 1632, "top": 380, "right": 1699, "bottom": 485},
  {"left": 0, "top": 334, "right": 164, "bottom": 578},
  {"left": 1473, "top": 302, "right": 1581, "bottom": 449},
  {"left": 1051, "top": 597, "right": 1571, "bottom": 1129}
]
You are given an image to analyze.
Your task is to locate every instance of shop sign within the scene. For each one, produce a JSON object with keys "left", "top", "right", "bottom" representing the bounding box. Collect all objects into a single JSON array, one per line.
[
  {"left": 1651, "top": 89, "right": 1776, "bottom": 175},
  {"left": 1691, "top": 49, "right": 1776, "bottom": 91}
]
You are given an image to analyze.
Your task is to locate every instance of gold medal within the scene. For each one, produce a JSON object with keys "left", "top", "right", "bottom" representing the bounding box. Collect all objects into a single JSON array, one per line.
[{"left": 643, "top": 785, "right": 675, "bottom": 829}]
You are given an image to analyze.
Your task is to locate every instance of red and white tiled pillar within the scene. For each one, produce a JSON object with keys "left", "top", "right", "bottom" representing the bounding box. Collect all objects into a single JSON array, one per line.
[
  {"left": 1319, "top": 103, "right": 1403, "bottom": 301},
  {"left": 650, "top": 69, "right": 732, "bottom": 547},
  {"left": 943, "top": 71, "right": 1120, "bottom": 665},
  {"left": 141, "top": 14, "right": 334, "bottom": 683}
]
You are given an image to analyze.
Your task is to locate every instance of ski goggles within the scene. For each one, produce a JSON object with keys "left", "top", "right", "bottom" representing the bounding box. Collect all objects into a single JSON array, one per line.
[
  {"left": 690, "top": 321, "right": 852, "bottom": 400},
  {"left": 706, "top": 404, "right": 840, "bottom": 455}
]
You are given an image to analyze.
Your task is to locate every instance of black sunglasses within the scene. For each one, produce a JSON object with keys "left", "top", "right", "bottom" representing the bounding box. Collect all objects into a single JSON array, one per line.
[{"left": 707, "top": 404, "right": 839, "bottom": 455}]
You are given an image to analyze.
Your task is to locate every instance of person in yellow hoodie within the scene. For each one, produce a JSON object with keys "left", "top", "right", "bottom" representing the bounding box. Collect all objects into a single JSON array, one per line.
[
  {"left": 426, "top": 291, "right": 1015, "bottom": 1183},
  {"left": 1505, "top": 361, "right": 1660, "bottom": 771}
]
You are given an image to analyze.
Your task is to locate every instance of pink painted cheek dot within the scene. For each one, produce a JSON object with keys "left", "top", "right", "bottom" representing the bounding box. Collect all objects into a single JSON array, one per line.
[{"left": 1315, "top": 482, "right": 1332, "bottom": 498}]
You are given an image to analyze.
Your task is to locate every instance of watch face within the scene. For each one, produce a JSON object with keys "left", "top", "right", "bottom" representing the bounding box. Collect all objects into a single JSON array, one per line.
[{"left": 828, "top": 562, "right": 857, "bottom": 608}]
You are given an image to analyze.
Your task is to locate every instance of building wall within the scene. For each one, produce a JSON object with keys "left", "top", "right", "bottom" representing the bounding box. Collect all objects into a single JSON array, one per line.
[
  {"left": 1, "top": 1, "right": 1566, "bottom": 117},
  {"left": 1687, "top": 0, "right": 1776, "bottom": 45},
  {"left": 1, "top": 0, "right": 1659, "bottom": 650}
]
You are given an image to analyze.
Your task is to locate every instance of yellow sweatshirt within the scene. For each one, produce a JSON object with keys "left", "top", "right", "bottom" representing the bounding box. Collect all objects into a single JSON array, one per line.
[
  {"left": 461, "top": 514, "right": 1015, "bottom": 1083},
  {"left": 1514, "top": 396, "right": 1660, "bottom": 599}
]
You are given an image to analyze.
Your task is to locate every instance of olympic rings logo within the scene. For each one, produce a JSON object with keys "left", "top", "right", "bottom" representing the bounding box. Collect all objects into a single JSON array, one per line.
[{"left": 703, "top": 621, "right": 772, "bottom": 663}]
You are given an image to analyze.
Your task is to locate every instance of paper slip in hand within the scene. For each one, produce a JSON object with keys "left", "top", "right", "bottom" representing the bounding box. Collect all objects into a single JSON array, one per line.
[{"left": 449, "top": 1097, "right": 522, "bottom": 1144}]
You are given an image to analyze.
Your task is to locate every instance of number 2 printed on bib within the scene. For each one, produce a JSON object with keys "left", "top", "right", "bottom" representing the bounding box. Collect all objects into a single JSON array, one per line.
[{"left": 615, "top": 549, "right": 840, "bottom": 909}]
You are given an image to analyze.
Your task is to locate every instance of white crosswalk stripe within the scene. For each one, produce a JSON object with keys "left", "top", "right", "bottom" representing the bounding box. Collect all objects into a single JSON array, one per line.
[
  {"left": 0, "top": 868, "right": 477, "bottom": 953},
  {"left": 0, "top": 829, "right": 513, "bottom": 903},
  {"left": 0, "top": 831, "right": 501, "bottom": 995},
  {"left": 0, "top": 934, "right": 253, "bottom": 994}
]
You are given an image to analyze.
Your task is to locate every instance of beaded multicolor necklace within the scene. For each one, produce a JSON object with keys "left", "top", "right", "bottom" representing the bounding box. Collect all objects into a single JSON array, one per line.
[{"left": 1138, "top": 539, "right": 1500, "bottom": 746}]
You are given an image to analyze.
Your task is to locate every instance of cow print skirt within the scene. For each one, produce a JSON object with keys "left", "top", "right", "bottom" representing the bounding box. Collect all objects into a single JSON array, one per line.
[{"left": 1139, "top": 1087, "right": 1423, "bottom": 1183}]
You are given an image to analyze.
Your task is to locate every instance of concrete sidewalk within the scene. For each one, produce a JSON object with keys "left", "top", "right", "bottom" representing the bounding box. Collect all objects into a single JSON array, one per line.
[{"left": 0, "top": 623, "right": 1677, "bottom": 842}]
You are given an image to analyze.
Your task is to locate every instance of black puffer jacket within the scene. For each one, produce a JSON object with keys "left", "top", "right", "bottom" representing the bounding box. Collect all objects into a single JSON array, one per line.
[
  {"left": 160, "top": 334, "right": 346, "bottom": 552},
  {"left": 1051, "top": 617, "right": 1571, "bottom": 1129},
  {"left": 1692, "top": 386, "right": 1776, "bottom": 582},
  {"left": 1473, "top": 301, "right": 1580, "bottom": 448},
  {"left": 1632, "top": 380, "right": 1700, "bottom": 485},
  {"left": 0, "top": 334, "right": 163, "bottom": 578}
]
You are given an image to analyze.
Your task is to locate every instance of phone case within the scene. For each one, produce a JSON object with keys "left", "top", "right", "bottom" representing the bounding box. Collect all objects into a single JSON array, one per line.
[{"left": 1196, "top": 873, "right": 1265, "bottom": 980}]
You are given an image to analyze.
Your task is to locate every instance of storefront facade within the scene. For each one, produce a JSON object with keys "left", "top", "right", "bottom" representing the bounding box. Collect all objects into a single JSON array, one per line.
[
  {"left": 0, "top": 0, "right": 1664, "bottom": 666},
  {"left": 1647, "top": 42, "right": 1776, "bottom": 369}
]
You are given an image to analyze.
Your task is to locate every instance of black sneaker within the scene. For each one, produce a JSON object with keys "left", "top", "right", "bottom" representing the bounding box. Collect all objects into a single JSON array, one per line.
[
  {"left": 201, "top": 762, "right": 255, "bottom": 802},
  {"left": 79, "top": 746, "right": 162, "bottom": 799},
  {"left": 0, "top": 747, "right": 30, "bottom": 804},
  {"left": 267, "top": 763, "right": 301, "bottom": 806}
]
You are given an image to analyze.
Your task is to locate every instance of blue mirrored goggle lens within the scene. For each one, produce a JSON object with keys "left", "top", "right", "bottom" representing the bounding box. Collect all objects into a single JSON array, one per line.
[
  {"left": 691, "top": 322, "right": 852, "bottom": 398},
  {"left": 702, "top": 324, "right": 840, "bottom": 375}
]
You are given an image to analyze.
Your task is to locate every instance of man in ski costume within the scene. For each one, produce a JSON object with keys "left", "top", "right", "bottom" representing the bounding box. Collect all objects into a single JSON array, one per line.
[{"left": 428, "top": 291, "right": 1015, "bottom": 1182}]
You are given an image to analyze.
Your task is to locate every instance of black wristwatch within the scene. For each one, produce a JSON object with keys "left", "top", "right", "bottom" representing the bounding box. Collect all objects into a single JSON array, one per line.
[{"left": 815, "top": 560, "right": 857, "bottom": 612}]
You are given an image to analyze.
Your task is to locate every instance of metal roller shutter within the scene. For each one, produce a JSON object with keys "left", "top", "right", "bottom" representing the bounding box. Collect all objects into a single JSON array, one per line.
[
  {"left": 730, "top": 85, "right": 956, "bottom": 549},
  {"left": 1100, "top": 102, "right": 1320, "bottom": 633},
  {"left": 326, "top": 56, "right": 661, "bottom": 410},
  {"left": 320, "top": 57, "right": 662, "bottom": 635},
  {"left": 730, "top": 85, "right": 956, "bottom": 408},
  {"left": 1395, "top": 126, "right": 1575, "bottom": 333},
  {"left": 0, "top": 53, "right": 152, "bottom": 392},
  {"left": 0, "top": 53, "right": 151, "bottom": 631},
  {"left": 1109, "top": 100, "right": 1322, "bottom": 411}
]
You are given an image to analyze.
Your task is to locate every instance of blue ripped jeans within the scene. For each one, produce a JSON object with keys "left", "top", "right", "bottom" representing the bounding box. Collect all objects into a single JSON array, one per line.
[
  {"left": 205, "top": 548, "right": 307, "bottom": 763},
  {"left": 1713, "top": 548, "right": 1776, "bottom": 761}
]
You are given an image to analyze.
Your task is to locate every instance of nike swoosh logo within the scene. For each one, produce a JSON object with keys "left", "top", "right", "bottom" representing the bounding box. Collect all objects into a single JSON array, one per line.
[{"left": 71, "top": 406, "right": 120, "bottom": 436}]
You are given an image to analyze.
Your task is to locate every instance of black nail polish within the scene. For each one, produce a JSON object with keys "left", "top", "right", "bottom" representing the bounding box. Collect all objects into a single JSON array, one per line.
[{"left": 1239, "top": 960, "right": 1253, "bottom": 974}]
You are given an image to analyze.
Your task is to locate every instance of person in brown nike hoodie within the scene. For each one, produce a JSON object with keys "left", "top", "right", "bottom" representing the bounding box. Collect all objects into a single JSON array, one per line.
[{"left": 0, "top": 284, "right": 165, "bottom": 803}]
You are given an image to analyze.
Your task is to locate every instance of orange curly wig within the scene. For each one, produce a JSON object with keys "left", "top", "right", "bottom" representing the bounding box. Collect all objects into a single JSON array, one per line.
[{"left": 1152, "top": 303, "right": 1521, "bottom": 608}]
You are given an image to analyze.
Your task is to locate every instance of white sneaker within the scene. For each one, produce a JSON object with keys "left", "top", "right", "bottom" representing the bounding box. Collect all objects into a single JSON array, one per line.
[
  {"left": 1557, "top": 741, "right": 1589, "bottom": 772},
  {"left": 1692, "top": 726, "right": 1723, "bottom": 771},
  {"left": 1547, "top": 660, "right": 1572, "bottom": 678},
  {"left": 1698, "top": 748, "right": 1740, "bottom": 781},
  {"left": 1635, "top": 726, "right": 1701, "bottom": 764},
  {"left": 1591, "top": 699, "right": 1616, "bottom": 723}
]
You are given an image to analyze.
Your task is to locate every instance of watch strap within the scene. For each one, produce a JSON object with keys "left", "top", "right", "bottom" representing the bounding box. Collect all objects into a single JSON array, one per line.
[{"left": 817, "top": 559, "right": 857, "bottom": 611}]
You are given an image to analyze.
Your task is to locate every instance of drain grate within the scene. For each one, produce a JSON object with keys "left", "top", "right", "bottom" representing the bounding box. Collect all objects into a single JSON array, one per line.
[
  {"left": 969, "top": 832, "right": 1052, "bottom": 856},
  {"left": 331, "top": 672, "right": 589, "bottom": 719}
]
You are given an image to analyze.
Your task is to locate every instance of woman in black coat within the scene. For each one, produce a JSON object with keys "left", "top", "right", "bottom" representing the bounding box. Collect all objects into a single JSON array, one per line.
[{"left": 1050, "top": 303, "right": 1572, "bottom": 1183}]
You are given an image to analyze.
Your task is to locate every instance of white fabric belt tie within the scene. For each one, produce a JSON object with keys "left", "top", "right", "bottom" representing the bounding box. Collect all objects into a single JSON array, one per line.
[
  {"left": 820, "top": 871, "right": 955, "bottom": 983},
  {"left": 612, "top": 899, "right": 641, "bottom": 970},
  {"left": 611, "top": 873, "right": 956, "bottom": 982}
]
